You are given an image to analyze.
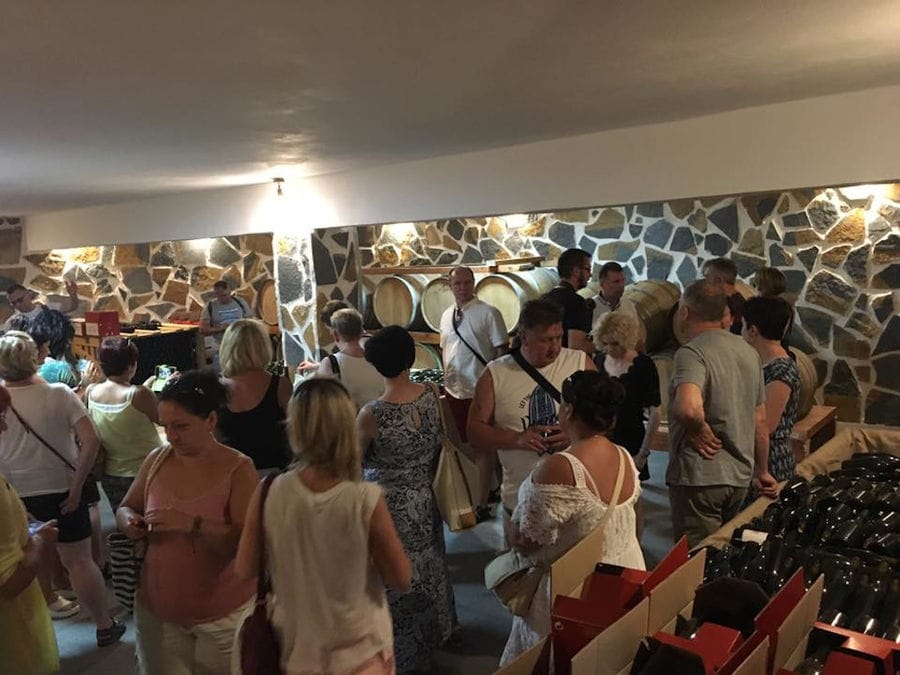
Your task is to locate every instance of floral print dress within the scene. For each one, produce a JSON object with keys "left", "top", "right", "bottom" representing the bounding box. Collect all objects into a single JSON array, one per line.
[{"left": 363, "top": 387, "right": 456, "bottom": 672}]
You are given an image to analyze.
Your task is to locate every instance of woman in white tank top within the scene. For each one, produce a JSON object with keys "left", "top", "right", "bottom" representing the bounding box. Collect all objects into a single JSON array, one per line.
[
  {"left": 235, "top": 378, "right": 410, "bottom": 675},
  {"left": 501, "top": 370, "right": 646, "bottom": 665}
]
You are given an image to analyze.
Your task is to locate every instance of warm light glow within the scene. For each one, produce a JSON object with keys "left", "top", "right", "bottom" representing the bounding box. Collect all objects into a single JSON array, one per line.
[
  {"left": 839, "top": 183, "right": 896, "bottom": 200},
  {"left": 186, "top": 238, "right": 213, "bottom": 250},
  {"left": 502, "top": 213, "right": 530, "bottom": 230},
  {"left": 383, "top": 222, "right": 418, "bottom": 244},
  {"left": 251, "top": 180, "right": 339, "bottom": 236}
]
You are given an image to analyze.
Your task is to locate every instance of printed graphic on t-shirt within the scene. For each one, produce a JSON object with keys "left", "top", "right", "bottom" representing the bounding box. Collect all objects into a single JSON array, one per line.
[{"left": 518, "top": 385, "right": 558, "bottom": 431}]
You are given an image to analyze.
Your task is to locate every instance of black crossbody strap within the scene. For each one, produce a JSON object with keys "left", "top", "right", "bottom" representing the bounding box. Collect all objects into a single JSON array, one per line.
[
  {"left": 328, "top": 353, "right": 341, "bottom": 379},
  {"left": 256, "top": 472, "right": 278, "bottom": 601},
  {"left": 9, "top": 404, "right": 77, "bottom": 472},
  {"left": 510, "top": 349, "right": 561, "bottom": 404},
  {"left": 452, "top": 316, "right": 487, "bottom": 367}
]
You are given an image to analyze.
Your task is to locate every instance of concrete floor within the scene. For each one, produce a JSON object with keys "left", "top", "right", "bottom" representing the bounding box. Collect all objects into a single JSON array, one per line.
[{"left": 56, "top": 451, "right": 674, "bottom": 674}]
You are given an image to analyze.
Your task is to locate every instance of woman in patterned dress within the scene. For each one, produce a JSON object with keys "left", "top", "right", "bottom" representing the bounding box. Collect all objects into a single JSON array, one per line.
[
  {"left": 356, "top": 325, "right": 456, "bottom": 673},
  {"left": 741, "top": 296, "right": 801, "bottom": 485}
]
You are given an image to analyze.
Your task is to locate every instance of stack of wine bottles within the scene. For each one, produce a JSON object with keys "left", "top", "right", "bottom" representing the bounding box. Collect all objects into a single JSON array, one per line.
[{"left": 702, "top": 452, "right": 900, "bottom": 643}]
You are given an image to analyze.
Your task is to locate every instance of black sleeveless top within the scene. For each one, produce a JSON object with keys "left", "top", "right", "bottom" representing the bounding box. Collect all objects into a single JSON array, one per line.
[{"left": 217, "top": 374, "right": 290, "bottom": 470}]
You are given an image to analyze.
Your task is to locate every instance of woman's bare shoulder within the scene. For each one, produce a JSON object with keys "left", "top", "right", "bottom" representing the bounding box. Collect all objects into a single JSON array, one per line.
[{"left": 531, "top": 453, "right": 575, "bottom": 487}]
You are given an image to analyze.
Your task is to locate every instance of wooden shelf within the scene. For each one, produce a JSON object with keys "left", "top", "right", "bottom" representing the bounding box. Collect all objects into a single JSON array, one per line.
[
  {"left": 361, "top": 256, "right": 545, "bottom": 276},
  {"left": 366, "top": 328, "right": 442, "bottom": 345}
]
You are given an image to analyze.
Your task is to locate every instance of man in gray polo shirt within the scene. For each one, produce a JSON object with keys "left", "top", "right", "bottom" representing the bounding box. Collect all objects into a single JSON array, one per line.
[{"left": 666, "top": 280, "right": 776, "bottom": 547}]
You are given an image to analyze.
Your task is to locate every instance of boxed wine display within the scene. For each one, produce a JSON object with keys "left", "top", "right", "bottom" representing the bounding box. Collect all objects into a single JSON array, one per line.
[
  {"left": 496, "top": 543, "right": 707, "bottom": 674},
  {"left": 696, "top": 427, "right": 899, "bottom": 673}
]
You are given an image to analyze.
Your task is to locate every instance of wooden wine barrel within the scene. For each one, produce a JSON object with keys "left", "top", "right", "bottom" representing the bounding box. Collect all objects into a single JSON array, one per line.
[
  {"left": 475, "top": 268, "right": 559, "bottom": 334},
  {"left": 412, "top": 343, "right": 442, "bottom": 370},
  {"left": 371, "top": 274, "right": 428, "bottom": 329},
  {"left": 623, "top": 280, "right": 682, "bottom": 354},
  {"left": 793, "top": 350, "right": 819, "bottom": 420},
  {"left": 421, "top": 277, "right": 455, "bottom": 333},
  {"left": 256, "top": 280, "right": 279, "bottom": 326},
  {"left": 650, "top": 349, "right": 676, "bottom": 420}
]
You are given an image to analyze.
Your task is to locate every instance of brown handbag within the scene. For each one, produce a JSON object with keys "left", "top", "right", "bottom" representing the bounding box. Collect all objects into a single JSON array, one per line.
[{"left": 238, "top": 472, "right": 283, "bottom": 675}]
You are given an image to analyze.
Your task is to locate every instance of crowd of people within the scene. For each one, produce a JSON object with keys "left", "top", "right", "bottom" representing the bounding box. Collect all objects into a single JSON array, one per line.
[{"left": 0, "top": 252, "right": 802, "bottom": 674}]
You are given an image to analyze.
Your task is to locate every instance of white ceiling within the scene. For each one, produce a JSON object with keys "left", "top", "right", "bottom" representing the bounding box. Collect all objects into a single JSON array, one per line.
[{"left": 2, "top": 1, "right": 899, "bottom": 215}]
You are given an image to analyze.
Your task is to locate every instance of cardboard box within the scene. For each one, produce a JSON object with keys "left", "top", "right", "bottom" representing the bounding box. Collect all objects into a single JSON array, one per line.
[
  {"left": 552, "top": 539, "right": 693, "bottom": 674},
  {"left": 778, "top": 622, "right": 900, "bottom": 675},
  {"left": 554, "top": 543, "right": 706, "bottom": 675},
  {"left": 495, "top": 637, "right": 551, "bottom": 675},
  {"left": 84, "top": 310, "right": 120, "bottom": 338}
]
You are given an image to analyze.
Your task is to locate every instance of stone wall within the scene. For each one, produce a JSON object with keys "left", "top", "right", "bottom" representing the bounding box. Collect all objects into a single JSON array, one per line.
[
  {"left": 0, "top": 224, "right": 275, "bottom": 325},
  {"left": 310, "top": 184, "right": 900, "bottom": 426}
]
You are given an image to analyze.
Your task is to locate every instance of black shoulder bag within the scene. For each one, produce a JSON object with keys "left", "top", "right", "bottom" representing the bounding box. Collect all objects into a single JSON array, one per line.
[
  {"left": 452, "top": 309, "right": 487, "bottom": 367},
  {"left": 327, "top": 353, "right": 342, "bottom": 379},
  {"left": 510, "top": 349, "right": 561, "bottom": 404}
]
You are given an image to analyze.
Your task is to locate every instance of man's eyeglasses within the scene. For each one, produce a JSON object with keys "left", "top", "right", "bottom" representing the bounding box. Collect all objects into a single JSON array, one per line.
[{"left": 452, "top": 308, "right": 463, "bottom": 329}]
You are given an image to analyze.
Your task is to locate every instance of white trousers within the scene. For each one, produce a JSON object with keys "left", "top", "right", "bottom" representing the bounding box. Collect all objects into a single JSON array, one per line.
[{"left": 135, "top": 596, "right": 252, "bottom": 675}]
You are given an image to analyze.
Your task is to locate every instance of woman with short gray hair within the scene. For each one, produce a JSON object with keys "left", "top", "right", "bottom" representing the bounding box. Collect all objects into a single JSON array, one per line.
[
  {"left": 0, "top": 331, "right": 125, "bottom": 646},
  {"left": 317, "top": 308, "right": 384, "bottom": 409}
]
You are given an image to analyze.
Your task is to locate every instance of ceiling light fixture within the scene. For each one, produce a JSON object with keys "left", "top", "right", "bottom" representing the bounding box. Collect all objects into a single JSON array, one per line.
[{"left": 273, "top": 177, "right": 284, "bottom": 196}]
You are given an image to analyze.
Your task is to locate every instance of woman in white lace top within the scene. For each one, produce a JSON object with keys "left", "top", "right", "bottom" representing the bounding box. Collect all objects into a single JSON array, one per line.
[{"left": 501, "top": 370, "right": 646, "bottom": 665}]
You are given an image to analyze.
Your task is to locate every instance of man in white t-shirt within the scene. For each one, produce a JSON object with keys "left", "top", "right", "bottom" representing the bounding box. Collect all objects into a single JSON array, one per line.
[
  {"left": 591, "top": 262, "right": 638, "bottom": 332},
  {"left": 439, "top": 266, "right": 508, "bottom": 518},
  {"left": 468, "top": 299, "right": 595, "bottom": 525},
  {"left": 2, "top": 281, "right": 79, "bottom": 332}
]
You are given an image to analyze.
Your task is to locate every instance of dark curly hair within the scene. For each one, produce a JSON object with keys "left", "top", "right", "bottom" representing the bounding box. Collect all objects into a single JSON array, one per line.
[
  {"left": 28, "top": 309, "right": 75, "bottom": 360},
  {"left": 364, "top": 325, "right": 415, "bottom": 378},
  {"left": 561, "top": 370, "right": 625, "bottom": 434},
  {"left": 158, "top": 368, "right": 227, "bottom": 418}
]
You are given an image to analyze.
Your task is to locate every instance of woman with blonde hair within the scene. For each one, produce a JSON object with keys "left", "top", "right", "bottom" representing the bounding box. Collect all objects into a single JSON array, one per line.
[
  {"left": 0, "top": 383, "right": 61, "bottom": 674},
  {"left": 216, "top": 318, "right": 292, "bottom": 472},
  {"left": 592, "top": 312, "right": 661, "bottom": 482},
  {"left": 236, "top": 377, "right": 411, "bottom": 675},
  {"left": 752, "top": 267, "right": 787, "bottom": 297},
  {"left": 0, "top": 331, "right": 125, "bottom": 646}
]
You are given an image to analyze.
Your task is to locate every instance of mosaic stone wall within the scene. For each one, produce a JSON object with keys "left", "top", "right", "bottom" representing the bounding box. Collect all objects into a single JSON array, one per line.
[
  {"left": 0, "top": 226, "right": 276, "bottom": 326},
  {"left": 310, "top": 184, "right": 900, "bottom": 426},
  {"left": 273, "top": 230, "right": 319, "bottom": 365},
  {"left": 309, "top": 227, "right": 360, "bottom": 355}
]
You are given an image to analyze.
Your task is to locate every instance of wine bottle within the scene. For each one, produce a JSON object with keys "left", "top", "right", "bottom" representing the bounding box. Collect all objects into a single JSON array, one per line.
[
  {"left": 847, "top": 569, "right": 886, "bottom": 636},
  {"left": 793, "top": 646, "right": 830, "bottom": 675}
]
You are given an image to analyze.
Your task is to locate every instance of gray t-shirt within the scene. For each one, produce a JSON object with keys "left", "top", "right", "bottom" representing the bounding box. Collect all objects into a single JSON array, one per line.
[
  {"left": 201, "top": 296, "right": 251, "bottom": 346},
  {"left": 665, "top": 329, "right": 765, "bottom": 488}
]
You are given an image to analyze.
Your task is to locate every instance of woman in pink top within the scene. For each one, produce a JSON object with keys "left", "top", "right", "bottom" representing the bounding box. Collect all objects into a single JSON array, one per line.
[{"left": 116, "top": 369, "right": 258, "bottom": 675}]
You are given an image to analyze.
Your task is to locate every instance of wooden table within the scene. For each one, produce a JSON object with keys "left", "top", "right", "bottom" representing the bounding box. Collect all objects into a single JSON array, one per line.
[
  {"left": 790, "top": 405, "right": 837, "bottom": 463},
  {"left": 72, "top": 323, "right": 204, "bottom": 382}
]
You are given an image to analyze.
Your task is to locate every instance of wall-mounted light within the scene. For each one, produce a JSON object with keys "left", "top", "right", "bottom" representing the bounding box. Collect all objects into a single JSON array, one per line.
[
  {"left": 839, "top": 183, "right": 896, "bottom": 201},
  {"left": 384, "top": 222, "right": 418, "bottom": 244},
  {"left": 273, "top": 177, "right": 284, "bottom": 196},
  {"left": 502, "top": 213, "right": 530, "bottom": 230}
]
